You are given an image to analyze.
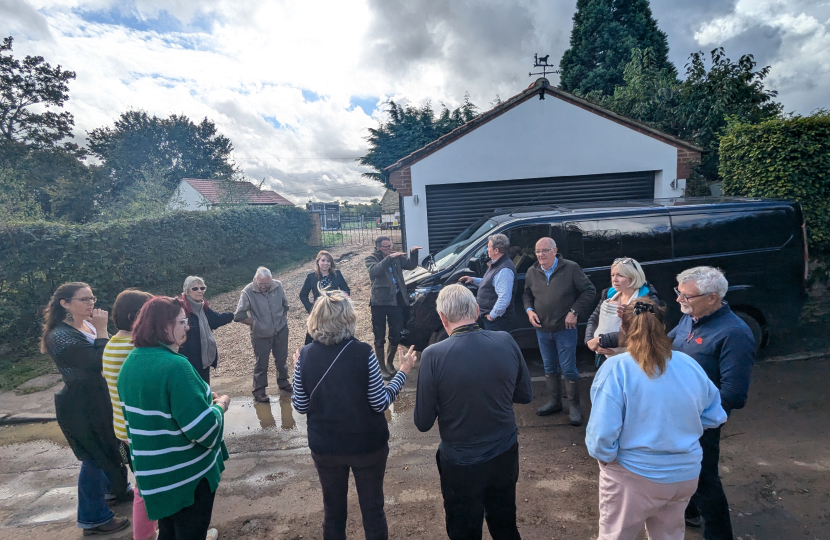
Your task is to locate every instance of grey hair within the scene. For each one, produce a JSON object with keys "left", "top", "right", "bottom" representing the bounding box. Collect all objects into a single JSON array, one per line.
[
  {"left": 677, "top": 266, "right": 728, "bottom": 299},
  {"left": 436, "top": 284, "right": 479, "bottom": 323},
  {"left": 307, "top": 290, "right": 356, "bottom": 346},
  {"left": 488, "top": 233, "right": 510, "bottom": 255},
  {"left": 183, "top": 275, "right": 205, "bottom": 293},
  {"left": 254, "top": 266, "right": 272, "bottom": 280},
  {"left": 538, "top": 237, "right": 557, "bottom": 249},
  {"left": 375, "top": 235, "right": 391, "bottom": 247}
]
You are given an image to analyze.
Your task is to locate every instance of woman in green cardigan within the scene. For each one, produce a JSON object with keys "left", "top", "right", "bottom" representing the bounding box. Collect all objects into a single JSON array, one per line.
[{"left": 119, "top": 296, "right": 230, "bottom": 540}]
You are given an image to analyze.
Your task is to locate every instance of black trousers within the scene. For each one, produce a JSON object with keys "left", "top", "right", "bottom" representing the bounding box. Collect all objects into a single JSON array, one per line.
[
  {"left": 436, "top": 442, "right": 521, "bottom": 540},
  {"left": 158, "top": 478, "right": 216, "bottom": 540},
  {"left": 370, "top": 293, "right": 406, "bottom": 347},
  {"left": 311, "top": 444, "right": 390, "bottom": 540},
  {"left": 685, "top": 426, "right": 734, "bottom": 540}
]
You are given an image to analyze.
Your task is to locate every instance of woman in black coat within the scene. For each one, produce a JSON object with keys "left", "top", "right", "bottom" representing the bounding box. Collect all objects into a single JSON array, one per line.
[
  {"left": 300, "top": 250, "right": 350, "bottom": 344},
  {"left": 180, "top": 276, "right": 234, "bottom": 383}
]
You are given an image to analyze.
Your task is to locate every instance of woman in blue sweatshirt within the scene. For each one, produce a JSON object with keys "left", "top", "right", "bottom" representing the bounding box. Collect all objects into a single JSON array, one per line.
[{"left": 585, "top": 298, "right": 727, "bottom": 540}]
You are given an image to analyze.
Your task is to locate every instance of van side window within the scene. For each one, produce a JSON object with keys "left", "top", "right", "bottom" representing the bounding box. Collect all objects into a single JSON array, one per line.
[
  {"left": 672, "top": 210, "right": 794, "bottom": 258},
  {"left": 508, "top": 225, "right": 550, "bottom": 273},
  {"left": 565, "top": 215, "right": 671, "bottom": 268}
]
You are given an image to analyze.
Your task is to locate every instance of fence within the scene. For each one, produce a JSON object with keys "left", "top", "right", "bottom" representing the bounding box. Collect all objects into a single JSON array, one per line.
[{"left": 314, "top": 210, "right": 403, "bottom": 249}]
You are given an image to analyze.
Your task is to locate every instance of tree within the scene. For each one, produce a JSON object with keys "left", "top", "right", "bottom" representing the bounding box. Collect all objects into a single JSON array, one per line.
[
  {"left": 0, "top": 36, "right": 76, "bottom": 148},
  {"left": 559, "top": 0, "right": 674, "bottom": 97},
  {"left": 88, "top": 110, "right": 238, "bottom": 199},
  {"left": 359, "top": 95, "right": 478, "bottom": 184},
  {"left": 0, "top": 166, "right": 42, "bottom": 222}
]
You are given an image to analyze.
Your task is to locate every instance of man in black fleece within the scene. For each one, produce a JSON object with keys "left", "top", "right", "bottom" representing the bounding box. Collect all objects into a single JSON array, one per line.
[{"left": 415, "top": 284, "right": 532, "bottom": 540}]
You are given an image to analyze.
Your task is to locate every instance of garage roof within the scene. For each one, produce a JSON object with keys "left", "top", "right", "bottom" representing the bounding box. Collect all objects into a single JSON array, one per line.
[{"left": 383, "top": 78, "right": 703, "bottom": 175}]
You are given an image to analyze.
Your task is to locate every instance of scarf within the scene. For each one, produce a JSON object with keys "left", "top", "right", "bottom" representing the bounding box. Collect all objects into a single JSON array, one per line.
[{"left": 186, "top": 295, "right": 217, "bottom": 369}]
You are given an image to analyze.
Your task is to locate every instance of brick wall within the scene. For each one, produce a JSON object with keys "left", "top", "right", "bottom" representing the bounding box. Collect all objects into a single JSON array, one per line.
[
  {"left": 389, "top": 167, "right": 412, "bottom": 196},
  {"left": 677, "top": 149, "right": 701, "bottom": 180}
]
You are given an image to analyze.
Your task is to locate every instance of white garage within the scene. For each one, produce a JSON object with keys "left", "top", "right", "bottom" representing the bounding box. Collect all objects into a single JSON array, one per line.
[{"left": 384, "top": 78, "right": 702, "bottom": 256}]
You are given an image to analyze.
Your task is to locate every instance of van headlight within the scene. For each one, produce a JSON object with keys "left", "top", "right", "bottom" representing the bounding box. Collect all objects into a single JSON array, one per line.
[{"left": 409, "top": 284, "right": 443, "bottom": 305}]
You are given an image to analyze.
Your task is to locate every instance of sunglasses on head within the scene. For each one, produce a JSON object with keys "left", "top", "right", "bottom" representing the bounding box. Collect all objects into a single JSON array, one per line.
[{"left": 191, "top": 286, "right": 207, "bottom": 291}]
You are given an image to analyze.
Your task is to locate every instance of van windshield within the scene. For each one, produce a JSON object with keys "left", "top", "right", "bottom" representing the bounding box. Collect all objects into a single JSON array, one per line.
[{"left": 430, "top": 218, "right": 499, "bottom": 272}]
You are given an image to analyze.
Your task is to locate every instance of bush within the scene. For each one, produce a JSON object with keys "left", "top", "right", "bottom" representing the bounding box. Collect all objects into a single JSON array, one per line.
[
  {"left": 721, "top": 112, "right": 830, "bottom": 268},
  {"left": 0, "top": 206, "right": 311, "bottom": 347}
]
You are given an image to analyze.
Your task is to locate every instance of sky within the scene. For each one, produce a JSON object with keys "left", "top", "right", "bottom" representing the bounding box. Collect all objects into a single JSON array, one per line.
[{"left": 2, "top": 0, "right": 829, "bottom": 204}]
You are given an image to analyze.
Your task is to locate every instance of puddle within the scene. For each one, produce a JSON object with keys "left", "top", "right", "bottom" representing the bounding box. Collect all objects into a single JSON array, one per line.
[
  {"left": 0, "top": 422, "right": 66, "bottom": 447},
  {"left": 224, "top": 396, "right": 304, "bottom": 436}
]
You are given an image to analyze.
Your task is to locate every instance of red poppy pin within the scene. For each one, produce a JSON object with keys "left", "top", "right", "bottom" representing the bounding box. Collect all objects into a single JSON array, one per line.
[{"left": 695, "top": 337, "right": 703, "bottom": 345}]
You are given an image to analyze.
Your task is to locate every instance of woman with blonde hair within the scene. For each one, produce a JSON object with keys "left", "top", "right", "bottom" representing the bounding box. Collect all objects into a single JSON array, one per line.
[
  {"left": 292, "top": 290, "right": 416, "bottom": 540},
  {"left": 300, "top": 250, "right": 350, "bottom": 344},
  {"left": 585, "top": 257, "right": 662, "bottom": 364},
  {"left": 586, "top": 298, "right": 727, "bottom": 540}
]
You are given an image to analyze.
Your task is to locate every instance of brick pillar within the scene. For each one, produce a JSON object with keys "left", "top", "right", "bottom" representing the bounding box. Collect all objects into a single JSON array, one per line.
[{"left": 307, "top": 212, "right": 322, "bottom": 247}]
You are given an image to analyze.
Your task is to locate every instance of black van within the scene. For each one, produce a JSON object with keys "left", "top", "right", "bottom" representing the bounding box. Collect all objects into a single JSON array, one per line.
[{"left": 401, "top": 197, "right": 808, "bottom": 351}]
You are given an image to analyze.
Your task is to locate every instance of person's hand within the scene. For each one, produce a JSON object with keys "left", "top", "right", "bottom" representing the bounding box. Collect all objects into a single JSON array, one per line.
[
  {"left": 616, "top": 305, "right": 625, "bottom": 318},
  {"left": 485, "top": 314, "right": 494, "bottom": 321},
  {"left": 293, "top": 348, "right": 302, "bottom": 368},
  {"left": 398, "top": 345, "right": 417, "bottom": 375},
  {"left": 565, "top": 312, "right": 578, "bottom": 329},
  {"left": 528, "top": 310, "right": 541, "bottom": 328},
  {"left": 213, "top": 394, "right": 230, "bottom": 412},
  {"left": 458, "top": 276, "right": 474, "bottom": 284},
  {"left": 587, "top": 336, "right": 601, "bottom": 352},
  {"left": 91, "top": 308, "right": 109, "bottom": 336},
  {"left": 410, "top": 246, "right": 423, "bottom": 251},
  {"left": 389, "top": 251, "right": 407, "bottom": 258},
  {"left": 597, "top": 346, "right": 615, "bottom": 355}
]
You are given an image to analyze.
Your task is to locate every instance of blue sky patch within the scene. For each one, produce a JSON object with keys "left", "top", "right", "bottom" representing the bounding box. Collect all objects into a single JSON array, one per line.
[
  {"left": 350, "top": 96, "right": 379, "bottom": 115},
  {"left": 301, "top": 89, "right": 323, "bottom": 103},
  {"left": 75, "top": 4, "right": 212, "bottom": 35},
  {"left": 263, "top": 116, "right": 284, "bottom": 129}
]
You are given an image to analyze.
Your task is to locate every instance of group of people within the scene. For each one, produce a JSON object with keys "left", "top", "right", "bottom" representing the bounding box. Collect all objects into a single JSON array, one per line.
[{"left": 39, "top": 231, "right": 755, "bottom": 540}]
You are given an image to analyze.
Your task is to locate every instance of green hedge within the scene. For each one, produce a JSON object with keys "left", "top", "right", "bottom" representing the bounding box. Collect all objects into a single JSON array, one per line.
[
  {"left": 0, "top": 206, "right": 311, "bottom": 346},
  {"left": 721, "top": 112, "right": 830, "bottom": 257}
]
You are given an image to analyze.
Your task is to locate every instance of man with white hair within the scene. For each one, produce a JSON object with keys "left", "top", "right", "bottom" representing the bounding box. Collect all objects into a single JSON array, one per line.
[
  {"left": 415, "top": 284, "right": 532, "bottom": 540},
  {"left": 235, "top": 266, "right": 291, "bottom": 402},
  {"left": 668, "top": 266, "right": 755, "bottom": 539}
]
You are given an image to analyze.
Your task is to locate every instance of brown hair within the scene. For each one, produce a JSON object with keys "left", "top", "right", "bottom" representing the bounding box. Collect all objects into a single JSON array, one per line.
[
  {"left": 40, "top": 282, "right": 91, "bottom": 353},
  {"left": 132, "top": 296, "right": 185, "bottom": 348},
  {"left": 112, "top": 289, "right": 154, "bottom": 331},
  {"left": 620, "top": 298, "right": 672, "bottom": 378},
  {"left": 314, "top": 250, "right": 337, "bottom": 279}
]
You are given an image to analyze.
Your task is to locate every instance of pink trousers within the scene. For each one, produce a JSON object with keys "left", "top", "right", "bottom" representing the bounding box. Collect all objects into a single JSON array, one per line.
[
  {"left": 597, "top": 461, "right": 698, "bottom": 540},
  {"left": 133, "top": 487, "right": 157, "bottom": 540}
]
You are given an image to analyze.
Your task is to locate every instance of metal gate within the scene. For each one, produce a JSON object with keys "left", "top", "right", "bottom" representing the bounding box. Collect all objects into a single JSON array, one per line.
[{"left": 425, "top": 171, "right": 655, "bottom": 250}]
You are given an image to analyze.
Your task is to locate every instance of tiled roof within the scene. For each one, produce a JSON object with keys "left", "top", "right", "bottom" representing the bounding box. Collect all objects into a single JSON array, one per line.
[{"left": 184, "top": 179, "right": 293, "bottom": 206}]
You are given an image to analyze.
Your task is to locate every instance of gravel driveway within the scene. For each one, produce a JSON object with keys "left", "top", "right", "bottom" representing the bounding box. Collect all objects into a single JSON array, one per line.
[{"left": 208, "top": 244, "right": 379, "bottom": 381}]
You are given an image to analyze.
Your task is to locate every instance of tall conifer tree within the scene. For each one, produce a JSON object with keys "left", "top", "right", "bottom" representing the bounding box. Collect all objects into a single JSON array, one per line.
[{"left": 559, "top": 0, "right": 674, "bottom": 96}]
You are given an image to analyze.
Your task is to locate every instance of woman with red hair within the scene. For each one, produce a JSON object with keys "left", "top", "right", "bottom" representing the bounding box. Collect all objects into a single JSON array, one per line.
[{"left": 119, "top": 296, "right": 230, "bottom": 540}]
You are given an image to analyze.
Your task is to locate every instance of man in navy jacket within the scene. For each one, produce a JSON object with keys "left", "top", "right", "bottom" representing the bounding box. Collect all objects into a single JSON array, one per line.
[{"left": 669, "top": 266, "right": 755, "bottom": 540}]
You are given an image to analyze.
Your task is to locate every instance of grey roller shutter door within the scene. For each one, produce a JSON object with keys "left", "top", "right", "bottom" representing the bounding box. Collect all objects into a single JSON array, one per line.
[{"left": 425, "top": 171, "right": 655, "bottom": 250}]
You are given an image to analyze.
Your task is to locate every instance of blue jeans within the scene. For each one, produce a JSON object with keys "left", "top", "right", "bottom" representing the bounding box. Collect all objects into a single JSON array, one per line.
[
  {"left": 77, "top": 460, "right": 114, "bottom": 529},
  {"left": 481, "top": 315, "right": 511, "bottom": 332},
  {"left": 536, "top": 328, "right": 579, "bottom": 381}
]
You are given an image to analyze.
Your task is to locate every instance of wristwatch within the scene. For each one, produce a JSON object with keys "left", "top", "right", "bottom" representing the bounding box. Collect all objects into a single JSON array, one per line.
[{"left": 569, "top": 309, "right": 578, "bottom": 316}]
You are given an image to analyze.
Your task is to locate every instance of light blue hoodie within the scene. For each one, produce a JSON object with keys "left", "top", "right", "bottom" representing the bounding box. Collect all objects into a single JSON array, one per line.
[{"left": 586, "top": 350, "right": 727, "bottom": 483}]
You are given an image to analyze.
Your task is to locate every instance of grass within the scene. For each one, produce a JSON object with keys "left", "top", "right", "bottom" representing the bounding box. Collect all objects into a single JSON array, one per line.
[{"left": 0, "top": 245, "right": 320, "bottom": 393}]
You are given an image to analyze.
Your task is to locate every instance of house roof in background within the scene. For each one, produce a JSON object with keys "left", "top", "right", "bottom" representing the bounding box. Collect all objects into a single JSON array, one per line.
[
  {"left": 381, "top": 189, "right": 399, "bottom": 212},
  {"left": 183, "top": 179, "right": 293, "bottom": 205}
]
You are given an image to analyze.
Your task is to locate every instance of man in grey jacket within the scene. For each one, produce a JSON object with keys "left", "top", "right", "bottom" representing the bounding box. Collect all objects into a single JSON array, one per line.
[
  {"left": 235, "top": 266, "right": 290, "bottom": 402},
  {"left": 365, "top": 236, "right": 421, "bottom": 380}
]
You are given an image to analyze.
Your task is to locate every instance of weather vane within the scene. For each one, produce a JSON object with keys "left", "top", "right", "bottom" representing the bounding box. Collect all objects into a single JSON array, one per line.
[{"left": 529, "top": 54, "right": 560, "bottom": 100}]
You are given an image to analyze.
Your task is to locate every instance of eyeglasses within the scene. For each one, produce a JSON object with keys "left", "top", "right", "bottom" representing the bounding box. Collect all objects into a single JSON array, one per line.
[
  {"left": 379, "top": 244, "right": 392, "bottom": 249},
  {"left": 534, "top": 248, "right": 553, "bottom": 255},
  {"left": 73, "top": 296, "right": 97, "bottom": 304},
  {"left": 674, "top": 287, "right": 708, "bottom": 302},
  {"left": 614, "top": 257, "right": 634, "bottom": 264},
  {"left": 191, "top": 286, "right": 207, "bottom": 291}
]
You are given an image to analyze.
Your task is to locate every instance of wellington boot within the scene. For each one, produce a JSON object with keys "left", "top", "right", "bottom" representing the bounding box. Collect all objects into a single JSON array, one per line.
[
  {"left": 536, "top": 374, "right": 563, "bottom": 416},
  {"left": 566, "top": 379, "right": 583, "bottom": 426},
  {"left": 374, "top": 345, "right": 392, "bottom": 381},
  {"left": 386, "top": 343, "right": 399, "bottom": 377}
]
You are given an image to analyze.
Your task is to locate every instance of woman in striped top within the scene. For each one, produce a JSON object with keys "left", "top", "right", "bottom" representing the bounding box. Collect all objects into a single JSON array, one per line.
[
  {"left": 292, "top": 290, "right": 417, "bottom": 540},
  {"left": 119, "top": 297, "right": 230, "bottom": 540},
  {"left": 103, "top": 289, "right": 156, "bottom": 540}
]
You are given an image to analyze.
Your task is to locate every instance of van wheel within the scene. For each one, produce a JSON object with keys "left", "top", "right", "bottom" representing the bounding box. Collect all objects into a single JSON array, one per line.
[
  {"left": 428, "top": 328, "right": 448, "bottom": 346},
  {"left": 734, "top": 311, "right": 763, "bottom": 351}
]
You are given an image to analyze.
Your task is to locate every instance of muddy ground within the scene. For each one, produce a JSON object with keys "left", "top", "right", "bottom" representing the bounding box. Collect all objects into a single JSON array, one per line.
[{"left": 0, "top": 251, "right": 828, "bottom": 540}]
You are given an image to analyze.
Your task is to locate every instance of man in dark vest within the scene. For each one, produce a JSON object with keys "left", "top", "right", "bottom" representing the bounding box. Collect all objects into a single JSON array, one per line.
[
  {"left": 459, "top": 233, "right": 516, "bottom": 331},
  {"left": 523, "top": 237, "right": 595, "bottom": 425},
  {"left": 365, "top": 236, "right": 421, "bottom": 381}
]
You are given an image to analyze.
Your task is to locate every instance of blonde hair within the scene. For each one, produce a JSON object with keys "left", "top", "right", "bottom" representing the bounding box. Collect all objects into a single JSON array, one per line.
[
  {"left": 612, "top": 258, "right": 646, "bottom": 289},
  {"left": 314, "top": 250, "right": 337, "bottom": 279},
  {"left": 620, "top": 298, "right": 671, "bottom": 378},
  {"left": 307, "top": 289, "right": 356, "bottom": 346},
  {"left": 436, "top": 284, "right": 478, "bottom": 323}
]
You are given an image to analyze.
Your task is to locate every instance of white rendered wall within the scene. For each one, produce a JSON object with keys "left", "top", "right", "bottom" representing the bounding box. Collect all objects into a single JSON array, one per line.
[
  {"left": 403, "top": 96, "right": 682, "bottom": 255},
  {"left": 169, "top": 181, "right": 209, "bottom": 211}
]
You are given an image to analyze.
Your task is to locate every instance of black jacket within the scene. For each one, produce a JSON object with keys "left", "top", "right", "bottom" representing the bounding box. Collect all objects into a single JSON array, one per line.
[
  {"left": 180, "top": 294, "right": 234, "bottom": 371},
  {"left": 365, "top": 248, "right": 419, "bottom": 306},
  {"left": 300, "top": 270, "right": 350, "bottom": 313},
  {"left": 585, "top": 283, "right": 663, "bottom": 348}
]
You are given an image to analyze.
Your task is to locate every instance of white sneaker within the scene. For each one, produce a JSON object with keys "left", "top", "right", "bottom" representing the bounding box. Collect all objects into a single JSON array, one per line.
[{"left": 206, "top": 528, "right": 219, "bottom": 540}]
